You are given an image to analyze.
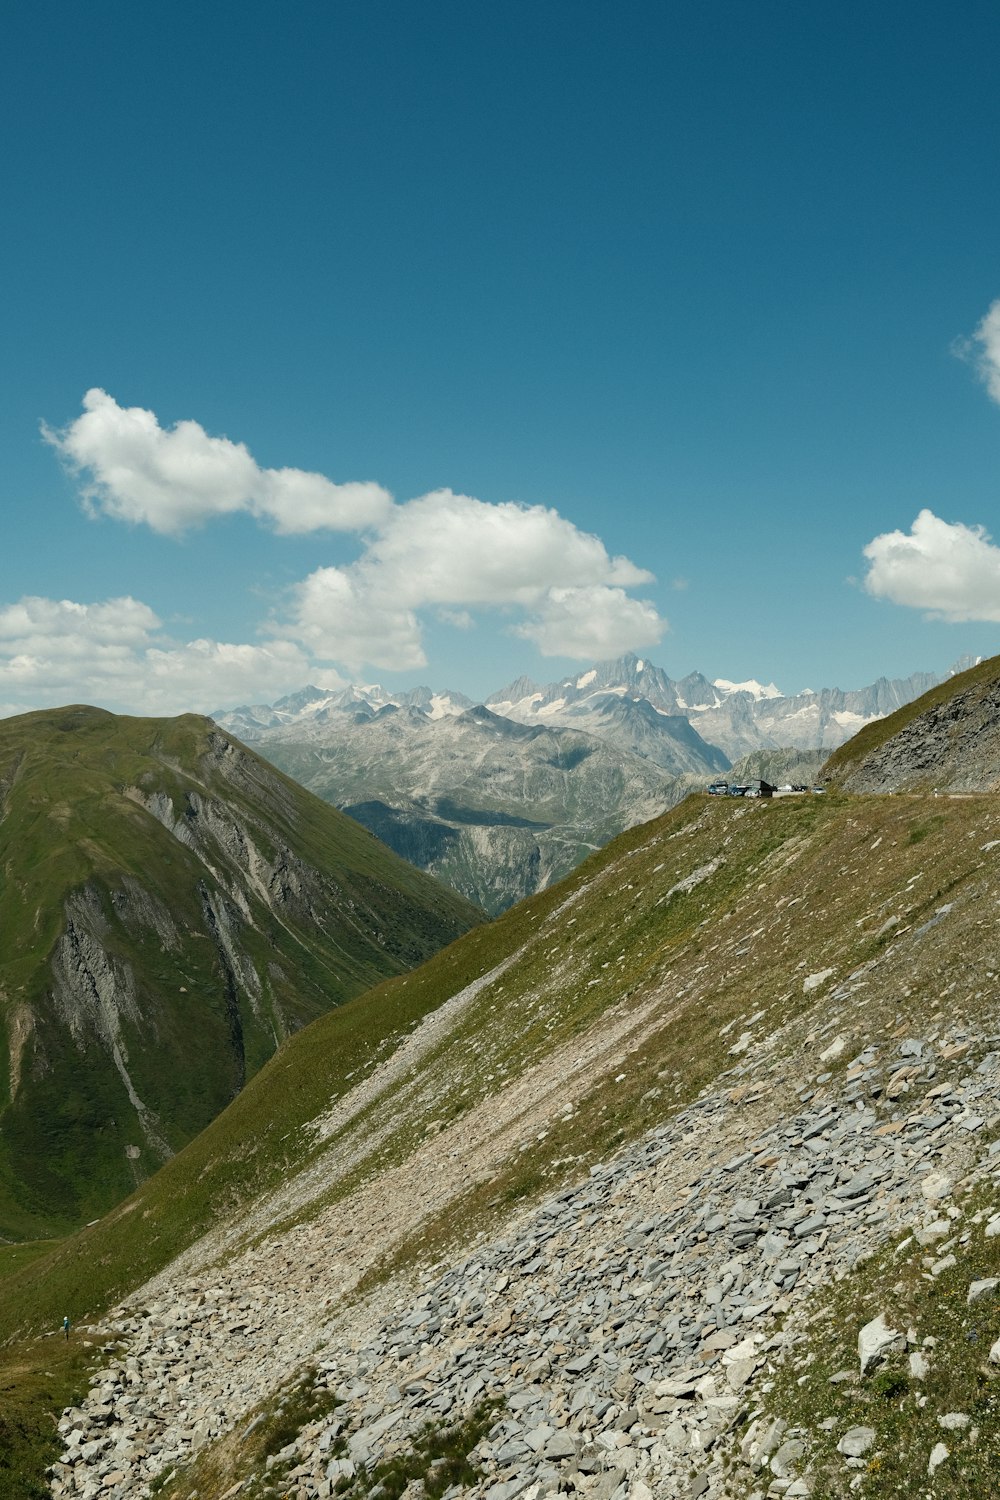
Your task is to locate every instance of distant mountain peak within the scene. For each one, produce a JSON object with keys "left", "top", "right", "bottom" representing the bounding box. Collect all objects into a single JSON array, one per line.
[{"left": 216, "top": 650, "right": 954, "bottom": 768}]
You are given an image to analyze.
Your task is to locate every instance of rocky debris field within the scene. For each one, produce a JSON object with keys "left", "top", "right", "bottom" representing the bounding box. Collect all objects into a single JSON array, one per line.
[{"left": 50, "top": 1018, "right": 1000, "bottom": 1500}]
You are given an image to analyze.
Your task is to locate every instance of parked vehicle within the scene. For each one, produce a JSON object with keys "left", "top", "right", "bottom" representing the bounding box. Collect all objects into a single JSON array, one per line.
[
  {"left": 728, "top": 784, "right": 749, "bottom": 797},
  {"left": 707, "top": 780, "right": 730, "bottom": 796}
]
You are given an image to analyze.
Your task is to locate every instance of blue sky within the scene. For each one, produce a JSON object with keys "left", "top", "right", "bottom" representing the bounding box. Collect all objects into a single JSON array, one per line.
[{"left": 3, "top": 1, "right": 1000, "bottom": 715}]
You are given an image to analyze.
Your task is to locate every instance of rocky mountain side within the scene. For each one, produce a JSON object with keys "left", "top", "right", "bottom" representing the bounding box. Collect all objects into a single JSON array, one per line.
[
  {"left": 216, "top": 655, "right": 946, "bottom": 766},
  {"left": 61, "top": 1018, "right": 1000, "bottom": 1500},
  {"left": 218, "top": 683, "right": 475, "bottom": 743},
  {"left": 824, "top": 653, "right": 1000, "bottom": 795},
  {"left": 0, "top": 707, "right": 479, "bottom": 1239},
  {"left": 252, "top": 705, "right": 692, "bottom": 915},
  {"left": 10, "top": 671, "right": 1000, "bottom": 1500},
  {"left": 727, "top": 747, "right": 829, "bottom": 788}
]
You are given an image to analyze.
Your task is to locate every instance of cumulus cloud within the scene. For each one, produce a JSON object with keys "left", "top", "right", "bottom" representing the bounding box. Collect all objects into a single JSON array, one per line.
[
  {"left": 862, "top": 508, "right": 1000, "bottom": 622},
  {"left": 282, "top": 488, "right": 664, "bottom": 668},
  {"left": 292, "top": 567, "right": 426, "bottom": 672},
  {"left": 0, "top": 594, "right": 316, "bottom": 717},
  {"left": 958, "top": 299, "right": 1000, "bottom": 406},
  {"left": 361, "top": 490, "right": 652, "bottom": 604},
  {"left": 43, "top": 389, "right": 392, "bottom": 536},
  {"left": 515, "top": 586, "right": 664, "bottom": 657},
  {"left": 43, "top": 393, "right": 668, "bottom": 673}
]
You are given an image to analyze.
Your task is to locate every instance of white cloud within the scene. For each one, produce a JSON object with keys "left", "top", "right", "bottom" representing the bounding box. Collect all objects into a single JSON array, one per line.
[
  {"left": 362, "top": 489, "right": 652, "bottom": 606},
  {"left": 292, "top": 567, "right": 426, "bottom": 672},
  {"left": 43, "top": 389, "right": 392, "bottom": 536},
  {"left": 960, "top": 299, "right": 1000, "bottom": 405},
  {"left": 0, "top": 594, "right": 316, "bottom": 717},
  {"left": 862, "top": 508, "right": 1000, "bottom": 622},
  {"left": 514, "top": 586, "right": 665, "bottom": 657},
  {"left": 43, "top": 393, "right": 668, "bottom": 675},
  {"left": 283, "top": 488, "right": 665, "bottom": 667},
  {"left": 0, "top": 595, "right": 159, "bottom": 650}
]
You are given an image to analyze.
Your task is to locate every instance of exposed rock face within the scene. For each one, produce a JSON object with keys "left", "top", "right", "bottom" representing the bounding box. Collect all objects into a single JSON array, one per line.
[
  {"left": 831, "top": 665, "right": 1000, "bottom": 794},
  {"left": 51, "top": 885, "right": 172, "bottom": 1161}
]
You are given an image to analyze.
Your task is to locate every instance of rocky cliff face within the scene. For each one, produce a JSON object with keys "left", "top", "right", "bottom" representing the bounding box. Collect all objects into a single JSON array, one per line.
[
  {"left": 0, "top": 707, "right": 480, "bottom": 1238},
  {"left": 826, "top": 656, "right": 1000, "bottom": 795}
]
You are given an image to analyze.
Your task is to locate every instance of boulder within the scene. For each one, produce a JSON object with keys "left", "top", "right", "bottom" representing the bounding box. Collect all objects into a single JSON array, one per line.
[{"left": 858, "top": 1315, "right": 905, "bottom": 1376}]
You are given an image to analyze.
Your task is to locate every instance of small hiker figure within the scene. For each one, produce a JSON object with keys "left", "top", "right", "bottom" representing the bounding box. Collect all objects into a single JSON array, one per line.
[{"left": 62, "top": 1315, "right": 70, "bottom": 1341}]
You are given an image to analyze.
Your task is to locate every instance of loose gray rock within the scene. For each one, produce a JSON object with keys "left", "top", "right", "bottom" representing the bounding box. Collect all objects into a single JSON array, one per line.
[
  {"left": 858, "top": 1315, "right": 905, "bottom": 1376},
  {"left": 837, "top": 1426, "right": 875, "bottom": 1457}
]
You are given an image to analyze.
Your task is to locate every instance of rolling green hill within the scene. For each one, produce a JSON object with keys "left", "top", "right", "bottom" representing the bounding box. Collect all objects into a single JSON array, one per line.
[{"left": 0, "top": 706, "right": 481, "bottom": 1241}]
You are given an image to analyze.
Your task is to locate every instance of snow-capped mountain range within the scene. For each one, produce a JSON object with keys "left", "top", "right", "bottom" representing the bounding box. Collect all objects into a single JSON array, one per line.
[
  {"left": 218, "top": 653, "right": 950, "bottom": 761},
  {"left": 210, "top": 655, "right": 961, "bottom": 913}
]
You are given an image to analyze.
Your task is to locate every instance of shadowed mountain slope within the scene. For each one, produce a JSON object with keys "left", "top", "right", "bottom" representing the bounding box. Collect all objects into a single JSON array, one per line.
[{"left": 0, "top": 706, "right": 480, "bottom": 1239}]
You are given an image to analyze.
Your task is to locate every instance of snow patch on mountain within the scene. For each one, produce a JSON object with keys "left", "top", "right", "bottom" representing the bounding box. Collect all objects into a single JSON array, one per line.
[{"left": 713, "top": 677, "right": 783, "bottom": 700}]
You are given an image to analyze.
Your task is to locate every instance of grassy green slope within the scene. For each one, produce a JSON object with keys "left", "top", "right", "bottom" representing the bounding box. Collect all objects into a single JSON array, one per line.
[
  {"left": 9, "top": 776, "right": 1000, "bottom": 1495},
  {"left": 9, "top": 782, "right": 1000, "bottom": 1342},
  {"left": 0, "top": 706, "right": 480, "bottom": 1238}
]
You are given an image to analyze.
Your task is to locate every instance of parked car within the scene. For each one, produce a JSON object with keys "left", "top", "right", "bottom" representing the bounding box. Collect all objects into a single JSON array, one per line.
[
  {"left": 707, "top": 780, "right": 730, "bottom": 796},
  {"left": 728, "top": 784, "right": 749, "bottom": 797}
]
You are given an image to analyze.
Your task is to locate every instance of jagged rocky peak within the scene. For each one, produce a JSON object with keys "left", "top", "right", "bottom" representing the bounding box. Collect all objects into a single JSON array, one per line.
[
  {"left": 674, "top": 669, "right": 722, "bottom": 708},
  {"left": 218, "top": 652, "right": 953, "bottom": 762},
  {"left": 207, "top": 653, "right": 956, "bottom": 913},
  {"left": 486, "top": 672, "right": 542, "bottom": 709}
]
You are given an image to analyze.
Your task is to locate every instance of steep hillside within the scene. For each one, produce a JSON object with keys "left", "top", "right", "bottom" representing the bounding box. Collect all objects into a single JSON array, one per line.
[
  {"left": 0, "top": 706, "right": 480, "bottom": 1240},
  {"left": 11, "top": 763, "right": 1000, "bottom": 1498},
  {"left": 823, "top": 652, "right": 1000, "bottom": 793},
  {"left": 252, "top": 706, "right": 689, "bottom": 914}
]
